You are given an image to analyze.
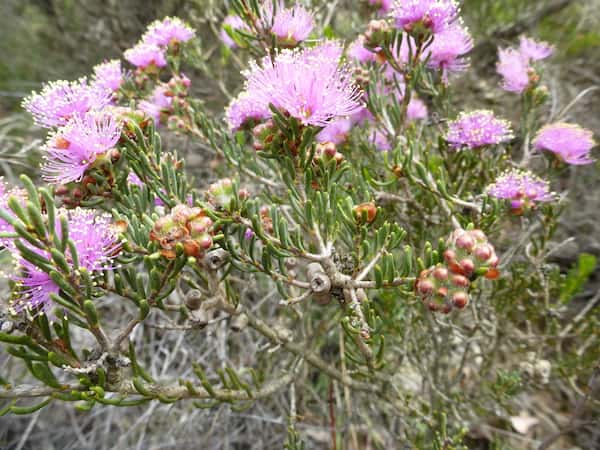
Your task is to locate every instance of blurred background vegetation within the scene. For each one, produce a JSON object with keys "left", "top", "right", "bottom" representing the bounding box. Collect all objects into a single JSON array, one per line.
[{"left": 0, "top": 1, "right": 598, "bottom": 449}]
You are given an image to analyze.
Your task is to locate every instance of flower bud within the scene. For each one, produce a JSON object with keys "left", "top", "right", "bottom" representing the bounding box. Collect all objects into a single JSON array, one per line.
[
  {"left": 417, "top": 279, "right": 434, "bottom": 296},
  {"left": 451, "top": 274, "right": 469, "bottom": 288},
  {"left": 238, "top": 188, "right": 250, "bottom": 200},
  {"left": 459, "top": 258, "right": 475, "bottom": 275},
  {"left": 323, "top": 142, "right": 337, "bottom": 157},
  {"left": 432, "top": 266, "right": 448, "bottom": 281},
  {"left": 473, "top": 244, "right": 492, "bottom": 261},
  {"left": 354, "top": 202, "right": 377, "bottom": 224},
  {"left": 109, "top": 148, "right": 121, "bottom": 161},
  {"left": 55, "top": 185, "right": 69, "bottom": 196},
  {"left": 452, "top": 291, "right": 468, "bottom": 309},
  {"left": 443, "top": 249, "right": 456, "bottom": 264},
  {"left": 198, "top": 234, "right": 213, "bottom": 250},
  {"left": 456, "top": 233, "right": 475, "bottom": 251},
  {"left": 485, "top": 268, "right": 500, "bottom": 280},
  {"left": 364, "top": 20, "right": 390, "bottom": 47},
  {"left": 427, "top": 301, "right": 439, "bottom": 312}
]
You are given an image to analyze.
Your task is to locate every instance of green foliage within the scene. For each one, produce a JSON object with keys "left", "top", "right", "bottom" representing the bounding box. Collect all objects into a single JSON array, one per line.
[{"left": 560, "top": 253, "right": 597, "bottom": 303}]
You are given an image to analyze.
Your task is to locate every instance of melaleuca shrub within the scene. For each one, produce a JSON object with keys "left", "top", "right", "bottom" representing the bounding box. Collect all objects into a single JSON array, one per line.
[{"left": 0, "top": 1, "right": 597, "bottom": 448}]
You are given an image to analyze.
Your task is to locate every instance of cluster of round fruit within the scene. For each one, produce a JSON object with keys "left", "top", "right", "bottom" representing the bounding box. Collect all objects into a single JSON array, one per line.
[
  {"left": 415, "top": 229, "right": 500, "bottom": 313},
  {"left": 150, "top": 205, "right": 214, "bottom": 259}
]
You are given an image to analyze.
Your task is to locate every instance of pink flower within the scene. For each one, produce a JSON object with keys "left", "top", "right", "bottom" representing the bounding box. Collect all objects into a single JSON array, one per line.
[
  {"left": 10, "top": 208, "right": 121, "bottom": 319},
  {"left": 370, "top": 128, "right": 392, "bottom": 151},
  {"left": 139, "top": 86, "right": 173, "bottom": 126},
  {"left": 23, "top": 79, "right": 111, "bottom": 128},
  {"left": 446, "top": 110, "right": 513, "bottom": 149},
  {"left": 227, "top": 42, "right": 362, "bottom": 129},
  {"left": 348, "top": 35, "right": 378, "bottom": 63},
  {"left": 317, "top": 118, "right": 354, "bottom": 144},
  {"left": 533, "top": 122, "right": 595, "bottom": 165},
  {"left": 142, "top": 17, "right": 195, "bottom": 47},
  {"left": 391, "top": 0, "right": 459, "bottom": 34},
  {"left": 425, "top": 23, "right": 473, "bottom": 82},
  {"left": 519, "top": 36, "right": 553, "bottom": 61},
  {"left": 42, "top": 112, "right": 122, "bottom": 184},
  {"left": 496, "top": 48, "right": 530, "bottom": 93},
  {"left": 92, "top": 60, "right": 124, "bottom": 93},
  {"left": 487, "top": 169, "right": 554, "bottom": 210},
  {"left": 226, "top": 93, "right": 271, "bottom": 131},
  {"left": 124, "top": 42, "right": 167, "bottom": 69},
  {"left": 496, "top": 36, "right": 553, "bottom": 94},
  {"left": 407, "top": 97, "right": 428, "bottom": 122},
  {"left": 271, "top": 4, "right": 314, "bottom": 45}
]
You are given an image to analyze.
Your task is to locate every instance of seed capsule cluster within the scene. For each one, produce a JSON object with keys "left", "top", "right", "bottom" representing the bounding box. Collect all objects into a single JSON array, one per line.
[
  {"left": 445, "top": 228, "right": 499, "bottom": 278},
  {"left": 150, "top": 205, "right": 214, "bottom": 259},
  {"left": 416, "top": 229, "right": 500, "bottom": 313}
]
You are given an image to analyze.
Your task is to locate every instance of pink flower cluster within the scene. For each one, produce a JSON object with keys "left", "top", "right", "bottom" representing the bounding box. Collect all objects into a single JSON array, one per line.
[
  {"left": 125, "top": 17, "right": 195, "bottom": 69},
  {"left": 270, "top": 4, "right": 314, "bottom": 45},
  {"left": 220, "top": 1, "right": 313, "bottom": 48},
  {"left": 487, "top": 170, "right": 554, "bottom": 211},
  {"left": 445, "top": 110, "right": 513, "bottom": 149},
  {"left": 92, "top": 60, "right": 125, "bottom": 94},
  {"left": 8, "top": 208, "right": 121, "bottom": 319},
  {"left": 42, "top": 112, "right": 121, "bottom": 184},
  {"left": 22, "top": 17, "right": 199, "bottom": 186},
  {"left": 497, "top": 36, "right": 554, "bottom": 93},
  {"left": 226, "top": 42, "right": 362, "bottom": 130},
  {"left": 391, "top": 0, "right": 459, "bottom": 34},
  {"left": 533, "top": 122, "right": 595, "bottom": 165},
  {"left": 349, "top": 22, "right": 473, "bottom": 83},
  {"left": 23, "top": 79, "right": 111, "bottom": 129}
]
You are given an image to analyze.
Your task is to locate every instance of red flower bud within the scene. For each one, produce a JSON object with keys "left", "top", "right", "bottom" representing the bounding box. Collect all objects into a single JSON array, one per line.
[
  {"left": 198, "top": 234, "right": 213, "bottom": 250},
  {"left": 452, "top": 292, "right": 468, "bottom": 309},
  {"left": 456, "top": 233, "right": 475, "bottom": 251},
  {"left": 443, "top": 249, "right": 456, "bottom": 264},
  {"left": 441, "top": 303, "right": 452, "bottom": 314},
  {"left": 451, "top": 274, "right": 469, "bottom": 288},
  {"left": 417, "top": 279, "right": 435, "bottom": 296},
  {"left": 323, "top": 142, "right": 337, "bottom": 157},
  {"left": 432, "top": 267, "right": 449, "bottom": 281},
  {"left": 473, "top": 244, "right": 492, "bottom": 261},
  {"left": 487, "top": 254, "right": 499, "bottom": 267},
  {"left": 459, "top": 258, "right": 475, "bottom": 275},
  {"left": 354, "top": 202, "right": 377, "bottom": 223},
  {"left": 55, "top": 185, "right": 69, "bottom": 196}
]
